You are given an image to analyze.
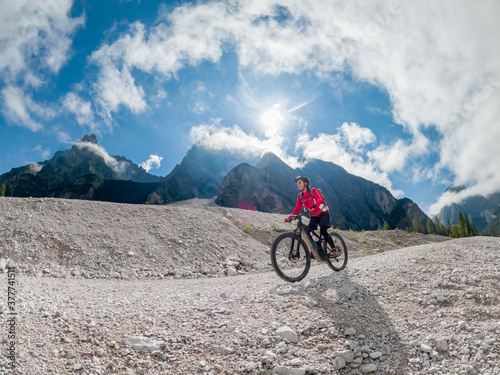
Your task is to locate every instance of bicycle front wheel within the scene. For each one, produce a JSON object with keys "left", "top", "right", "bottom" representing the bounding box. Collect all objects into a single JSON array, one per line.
[
  {"left": 325, "top": 231, "right": 348, "bottom": 271},
  {"left": 270, "top": 233, "right": 311, "bottom": 282}
]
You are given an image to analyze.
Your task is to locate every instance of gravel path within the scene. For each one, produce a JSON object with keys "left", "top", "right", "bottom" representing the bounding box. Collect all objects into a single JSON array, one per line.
[
  {"left": 1, "top": 236, "right": 499, "bottom": 375},
  {"left": 0, "top": 197, "right": 450, "bottom": 280}
]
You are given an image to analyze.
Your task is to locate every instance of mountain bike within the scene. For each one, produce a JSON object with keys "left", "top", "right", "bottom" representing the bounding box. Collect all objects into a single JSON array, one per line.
[{"left": 270, "top": 213, "right": 348, "bottom": 282}]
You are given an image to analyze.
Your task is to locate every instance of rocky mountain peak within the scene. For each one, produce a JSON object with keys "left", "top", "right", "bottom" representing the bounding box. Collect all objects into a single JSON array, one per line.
[
  {"left": 79, "top": 133, "right": 98, "bottom": 144},
  {"left": 217, "top": 153, "right": 430, "bottom": 230},
  {"left": 256, "top": 152, "right": 289, "bottom": 170}
]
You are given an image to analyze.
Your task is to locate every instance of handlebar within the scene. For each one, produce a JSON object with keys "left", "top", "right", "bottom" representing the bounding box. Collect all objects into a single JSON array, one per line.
[{"left": 285, "top": 213, "right": 305, "bottom": 223}]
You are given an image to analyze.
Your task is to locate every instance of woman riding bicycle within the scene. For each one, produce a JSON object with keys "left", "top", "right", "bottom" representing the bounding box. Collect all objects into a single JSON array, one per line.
[{"left": 285, "top": 176, "right": 339, "bottom": 260}]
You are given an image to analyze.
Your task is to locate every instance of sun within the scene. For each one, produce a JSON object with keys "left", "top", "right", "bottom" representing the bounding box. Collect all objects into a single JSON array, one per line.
[{"left": 260, "top": 103, "right": 286, "bottom": 135}]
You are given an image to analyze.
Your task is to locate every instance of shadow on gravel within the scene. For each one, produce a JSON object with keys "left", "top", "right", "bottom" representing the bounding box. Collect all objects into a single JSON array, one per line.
[{"left": 269, "top": 269, "right": 409, "bottom": 374}]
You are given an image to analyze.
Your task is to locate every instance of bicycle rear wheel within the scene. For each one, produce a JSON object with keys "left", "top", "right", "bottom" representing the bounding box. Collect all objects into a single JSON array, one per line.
[
  {"left": 324, "top": 231, "right": 348, "bottom": 271},
  {"left": 270, "top": 233, "right": 311, "bottom": 282}
]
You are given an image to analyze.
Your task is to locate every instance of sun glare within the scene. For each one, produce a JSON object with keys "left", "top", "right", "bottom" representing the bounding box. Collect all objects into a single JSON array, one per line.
[
  {"left": 261, "top": 103, "right": 286, "bottom": 135},
  {"left": 257, "top": 98, "right": 314, "bottom": 139}
]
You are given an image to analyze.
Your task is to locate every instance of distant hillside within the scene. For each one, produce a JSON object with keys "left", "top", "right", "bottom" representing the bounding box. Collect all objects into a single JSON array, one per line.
[
  {"left": 481, "top": 214, "right": 500, "bottom": 236},
  {"left": 436, "top": 185, "right": 500, "bottom": 233},
  {"left": 146, "top": 145, "right": 259, "bottom": 204},
  {"left": 216, "top": 152, "right": 430, "bottom": 231},
  {"left": 0, "top": 134, "right": 164, "bottom": 203}
]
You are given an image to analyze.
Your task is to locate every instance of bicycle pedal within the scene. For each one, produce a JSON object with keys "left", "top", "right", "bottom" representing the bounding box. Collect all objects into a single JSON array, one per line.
[{"left": 329, "top": 249, "right": 340, "bottom": 257}]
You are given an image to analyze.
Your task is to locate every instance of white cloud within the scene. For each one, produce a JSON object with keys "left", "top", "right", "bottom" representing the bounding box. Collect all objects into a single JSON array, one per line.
[
  {"left": 368, "top": 139, "right": 408, "bottom": 174},
  {"left": 89, "top": 3, "right": 232, "bottom": 116},
  {"left": 93, "top": 65, "right": 147, "bottom": 119},
  {"left": 429, "top": 90, "right": 500, "bottom": 216},
  {"left": 28, "top": 162, "right": 43, "bottom": 174},
  {"left": 88, "top": 0, "right": 353, "bottom": 118},
  {"left": 339, "top": 122, "right": 376, "bottom": 153},
  {"left": 139, "top": 155, "right": 163, "bottom": 172},
  {"left": 190, "top": 119, "right": 302, "bottom": 168},
  {"left": 54, "top": 129, "right": 73, "bottom": 144},
  {"left": 191, "top": 102, "right": 209, "bottom": 114},
  {"left": 295, "top": 131, "right": 403, "bottom": 197},
  {"left": 336, "top": 1, "right": 500, "bottom": 209},
  {"left": 193, "top": 82, "right": 208, "bottom": 95},
  {"left": 190, "top": 120, "right": 275, "bottom": 155},
  {"left": 0, "top": 0, "right": 84, "bottom": 83},
  {"left": 74, "top": 141, "right": 129, "bottom": 176},
  {"left": 63, "top": 92, "right": 95, "bottom": 128},
  {"left": 32, "top": 145, "right": 51, "bottom": 160},
  {"left": 1, "top": 85, "right": 44, "bottom": 131},
  {"left": 368, "top": 133, "right": 430, "bottom": 174},
  {"left": 440, "top": 91, "right": 500, "bottom": 187},
  {"left": 0, "top": 0, "right": 84, "bottom": 130}
]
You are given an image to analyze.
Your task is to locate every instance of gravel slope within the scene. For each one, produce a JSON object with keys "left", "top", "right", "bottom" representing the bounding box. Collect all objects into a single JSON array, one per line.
[
  {"left": 0, "top": 198, "right": 499, "bottom": 375},
  {"left": 0, "top": 197, "right": 449, "bottom": 279}
]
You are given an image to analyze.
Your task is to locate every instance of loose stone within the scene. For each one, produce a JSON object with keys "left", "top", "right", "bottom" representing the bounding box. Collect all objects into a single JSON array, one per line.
[
  {"left": 360, "top": 363, "right": 378, "bottom": 373},
  {"left": 276, "top": 326, "right": 299, "bottom": 343}
]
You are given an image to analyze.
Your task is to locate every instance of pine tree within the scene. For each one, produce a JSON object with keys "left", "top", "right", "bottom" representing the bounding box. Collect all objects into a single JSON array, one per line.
[
  {"left": 451, "top": 224, "right": 461, "bottom": 238},
  {"left": 383, "top": 221, "right": 391, "bottom": 230},
  {"left": 413, "top": 218, "right": 424, "bottom": 234},
  {"left": 0, "top": 183, "right": 5, "bottom": 197},
  {"left": 426, "top": 218, "right": 435, "bottom": 234},
  {"left": 458, "top": 212, "right": 467, "bottom": 237},
  {"left": 464, "top": 213, "right": 472, "bottom": 237},
  {"left": 435, "top": 217, "right": 448, "bottom": 236},
  {"left": 471, "top": 223, "right": 478, "bottom": 236}
]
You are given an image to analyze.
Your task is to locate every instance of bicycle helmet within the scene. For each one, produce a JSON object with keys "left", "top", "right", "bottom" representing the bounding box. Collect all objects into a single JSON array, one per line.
[{"left": 294, "top": 176, "right": 310, "bottom": 185}]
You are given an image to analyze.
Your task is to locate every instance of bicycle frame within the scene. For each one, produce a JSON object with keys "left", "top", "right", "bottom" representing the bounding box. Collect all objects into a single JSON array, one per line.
[{"left": 291, "top": 214, "right": 323, "bottom": 257}]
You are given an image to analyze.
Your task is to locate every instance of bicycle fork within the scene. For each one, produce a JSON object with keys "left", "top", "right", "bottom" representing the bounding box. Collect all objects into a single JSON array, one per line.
[{"left": 288, "top": 236, "right": 300, "bottom": 260}]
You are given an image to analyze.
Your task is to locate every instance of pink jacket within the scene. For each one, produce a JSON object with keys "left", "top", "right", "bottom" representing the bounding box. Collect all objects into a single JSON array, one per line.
[{"left": 291, "top": 188, "right": 328, "bottom": 217}]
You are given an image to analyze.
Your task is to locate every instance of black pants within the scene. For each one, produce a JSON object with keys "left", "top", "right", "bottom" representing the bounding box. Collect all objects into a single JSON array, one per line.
[{"left": 308, "top": 212, "right": 335, "bottom": 247}]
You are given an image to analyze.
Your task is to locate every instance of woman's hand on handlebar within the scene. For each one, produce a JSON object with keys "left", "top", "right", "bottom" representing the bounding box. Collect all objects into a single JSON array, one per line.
[{"left": 285, "top": 214, "right": 300, "bottom": 223}]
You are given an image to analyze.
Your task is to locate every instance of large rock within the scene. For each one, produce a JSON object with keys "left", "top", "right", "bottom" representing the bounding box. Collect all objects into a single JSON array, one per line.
[
  {"left": 212, "top": 346, "right": 234, "bottom": 355},
  {"left": 126, "top": 336, "right": 163, "bottom": 352},
  {"left": 333, "top": 356, "right": 346, "bottom": 369},
  {"left": 276, "top": 326, "right": 299, "bottom": 343},
  {"left": 360, "top": 363, "right": 378, "bottom": 373},
  {"left": 215, "top": 155, "right": 296, "bottom": 213},
  {"left": 334, "top": 350, "right": 355, "bottom": 363}
]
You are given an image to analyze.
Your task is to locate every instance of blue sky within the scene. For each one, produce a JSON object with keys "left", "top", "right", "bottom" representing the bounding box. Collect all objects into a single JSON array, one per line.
[{"left": 1, "top": 0, "right": 500, "bottom": 216}]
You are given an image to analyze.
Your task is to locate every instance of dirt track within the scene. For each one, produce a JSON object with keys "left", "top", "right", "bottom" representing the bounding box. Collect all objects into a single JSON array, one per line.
[{"left": 0, "top": 198, "right": 499, "bottom": 374}]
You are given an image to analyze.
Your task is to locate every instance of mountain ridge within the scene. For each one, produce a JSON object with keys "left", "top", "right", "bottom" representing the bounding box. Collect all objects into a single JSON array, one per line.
[
  {"left": 0, "top": 134, "right": 164, "bottom": 202},
  {"left": 217, "top": 153, "right": 429, "bottom": 231},
  {"left": 1, "top": 134, "right": 429, "bottom": 230},
  {"left": 436, "top": 191, "right": 500, "bottom": 234},
  {"left": 147, "top": 145, "right": 259, "bottom": 204}
]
